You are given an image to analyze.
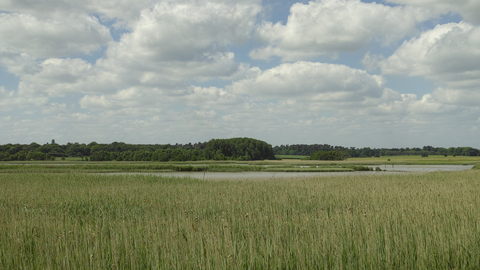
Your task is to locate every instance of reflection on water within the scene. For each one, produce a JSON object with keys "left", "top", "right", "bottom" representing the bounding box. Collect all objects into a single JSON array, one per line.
[{"left": 105, "top": 165, "right": 474, "bottom": 181}]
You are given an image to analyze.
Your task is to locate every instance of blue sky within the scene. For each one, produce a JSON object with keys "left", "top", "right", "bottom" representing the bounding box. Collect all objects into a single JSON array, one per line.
[{"left": 1, "top": 0, "right": 479, "bottom": 148}]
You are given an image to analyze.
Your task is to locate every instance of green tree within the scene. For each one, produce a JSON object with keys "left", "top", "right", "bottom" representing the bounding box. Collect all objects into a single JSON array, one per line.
[{"left": 214, "top": 150, "right": 226, "bottom": 160}]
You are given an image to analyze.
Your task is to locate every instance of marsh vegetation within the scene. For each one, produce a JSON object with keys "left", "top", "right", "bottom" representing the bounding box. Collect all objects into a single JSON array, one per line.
[{"left": 1, "top": 169, "right": 480, "bottom": 269}]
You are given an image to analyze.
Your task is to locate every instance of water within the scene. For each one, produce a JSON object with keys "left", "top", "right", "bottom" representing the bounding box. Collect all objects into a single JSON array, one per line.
[{"left": 105, "top": 165, "right": 474, "bottom": 181}]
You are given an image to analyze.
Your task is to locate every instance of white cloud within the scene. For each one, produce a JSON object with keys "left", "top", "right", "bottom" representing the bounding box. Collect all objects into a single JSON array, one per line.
[
  {"left": 24, "top": 58, "right": 93, "bottom": 84},
  {"left": 79, "top": 84, "right": 245, "bottom": 112},
  {"left": 1, "top": 0, "right": 479, "bottom": 147},
  {"left": 0, "top": 1, "right": 262, "bottom": 97},
  {"left": 2, "top": 57, "right": 106, "bottom": 98},
  {"left": 0, "top": 0, "right": 156, "bottom": 28},
  {"left": 0, "top": 13, "right": 111, "bottom": 58},
  {"left": 0, "top": 86, "right": 49, "bottom": 111},
  {"left": 0, "top": 0, "right": 261, "bottom": 28},
  {"left": 100, "top": 2, "right": 261, "bottom": 82},
  {"left": 385, "top": 0, "right": 480, "bottom": 24},
  {"left": 79, "top": 87, "right": 183, "bottom": 110},
  {"left": 119, "top": 2, "right": 259, "bottom": 61},
  {"left": 0, "top": 49, "right": 39, "bottom": 76},
  {"left": 432, "top": 88, "right": 480, "bottom": 107},
  {"left": 183, "top": 86, "right": 242, "bottom": 109},
  {"left": 229, "top": 61, "right": 386, "bottom": 104},
  {"left": 380, "top": 22, "right": 480, "bottom": 78},
  {"left": 41, "top": 103, "right": 68, "bottom": 114},
  {"left": 379, "top": 21, "right": 480, "bottom": 105},
  {"left": 79, "top": 95, "right": 112, "bottom": 110},
  {"left": 47, "top": 1, "right": 263, "bottom": 98},
  {"left": 250, "top": 0, "right": 432, "bottom": 61}
]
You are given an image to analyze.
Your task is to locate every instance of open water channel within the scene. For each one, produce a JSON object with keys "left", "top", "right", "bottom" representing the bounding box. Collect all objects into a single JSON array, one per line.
[{"left": 106, "top": 165, "right": 474, "bottom": 181}]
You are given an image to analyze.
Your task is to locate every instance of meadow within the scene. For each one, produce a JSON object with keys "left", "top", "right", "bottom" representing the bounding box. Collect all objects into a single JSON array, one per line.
[{"left": 1, "top": 168, "right": 480, "bottom": 269}]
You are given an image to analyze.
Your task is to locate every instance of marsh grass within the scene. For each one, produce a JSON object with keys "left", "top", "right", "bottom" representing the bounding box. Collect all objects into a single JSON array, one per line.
[
  {"left": 1, "top": 171, "right": 480, "bottom": 269},
  {"left": 0, "top": 163, "right": 362, "bottom": 173},
  {"left": 0, "top": 164, "right": 205, "bottom": 173}
]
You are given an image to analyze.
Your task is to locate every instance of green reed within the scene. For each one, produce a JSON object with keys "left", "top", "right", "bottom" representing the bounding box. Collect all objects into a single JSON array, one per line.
[{"left": 1, "top": 170, "right": 480, "bottom": 269}]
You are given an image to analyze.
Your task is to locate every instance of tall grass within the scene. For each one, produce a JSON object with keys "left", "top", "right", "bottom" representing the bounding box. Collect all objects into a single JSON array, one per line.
[
  {"left": 0, "top": 163, "right": 366, "bottom": 173},
  {"left": 1, "top": 171, "right": 480, "bottom": 269},
  {"left": 0, "top": 164, "right": 205, "bottom": 173}
]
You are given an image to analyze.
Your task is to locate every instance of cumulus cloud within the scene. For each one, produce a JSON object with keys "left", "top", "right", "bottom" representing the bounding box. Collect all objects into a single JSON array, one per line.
[
  {"left": 102, "top": 2, "right": 260, "bottom": 77},
  {"left": 68, "top": 1, "right": 263, "bottom": 94},
  {"left": 229, "top": 61, "right": 386, "bottom": 104},
  {"left": 0, "top": 86, "right": 49, "bottom": 111},
  {"left": 250, "top": 0, "right": 432, "bottom": 61},
  {"left": 380, "top": 22, "right": 480, "bottom": 78},
  {"left": 79, "top": 95, "right": 112, "bottom": 110},
  {"left": 79, "top": 84, "right": 244, "bottom": 112},
  {"left": 1, "top": 0, "right": 480, "bottom": 147},
  {"left": 379, "top": 21, "right": 480, "bottom": 105},
  {"left": 0, "top": 0, "right": 261, "bottom": 28},
  {"left": 116, "top": 2, "right": 260, "bottom": 61},
  {"left": 385, "top": 0, "right": 480, "bottom": 24},
  {"left": 2, "top": 57, "right": 108, "bottom": 98},
  {"left": 24, "top": 58, "right": 93, "bottom": 85},
  {"left": 1, "top": 1, "right": 262, "bottom": 101},
  {"left": 432, "top": 88, "right": 480, "bottom": 107},
  {"left": 0, "top": 13, "right": 112, "bottom": 58},
  {"left": 79, "top": 87, "right": 172, "bottom": 110}
]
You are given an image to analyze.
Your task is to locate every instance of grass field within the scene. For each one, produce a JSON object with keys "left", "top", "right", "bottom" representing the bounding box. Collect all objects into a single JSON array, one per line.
[{"left": 1, "top": 169, "right": 480, "bottom": 269}]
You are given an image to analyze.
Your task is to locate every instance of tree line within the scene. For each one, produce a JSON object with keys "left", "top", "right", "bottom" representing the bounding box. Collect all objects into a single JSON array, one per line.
[
  {"left": 0, "top": 138, "right": 275, "bottom": 162},
  {"left": 274, "top": 144, "right": 480, "bottom": 157},
  {"left": 305, "top": 150, "right": 349, "bottom": 161},
  {"left": 1, "top": 140, "right": 479, "bottom": 162}
]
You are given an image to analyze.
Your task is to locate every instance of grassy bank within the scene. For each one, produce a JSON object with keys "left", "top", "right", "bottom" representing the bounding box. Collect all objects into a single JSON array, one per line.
[
  {"left": 2, "top": 155, "right": 479, "bottom": 169},
  {"left": 1, "top": 170, "right": 480, "bottom": 269}
]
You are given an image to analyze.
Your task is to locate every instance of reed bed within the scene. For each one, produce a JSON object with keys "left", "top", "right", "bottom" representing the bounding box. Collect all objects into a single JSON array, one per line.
[
  {"left": 0, "top": 163, "right": 363, "bottom": 173},
  {"left": 1, "top": 170, "right": 480, "bottom": 269}
]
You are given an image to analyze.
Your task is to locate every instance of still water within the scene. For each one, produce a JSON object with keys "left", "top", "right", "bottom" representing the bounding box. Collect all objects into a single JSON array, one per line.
[{"left": 106, "top": 165, "right": 474, "bottom": 181}]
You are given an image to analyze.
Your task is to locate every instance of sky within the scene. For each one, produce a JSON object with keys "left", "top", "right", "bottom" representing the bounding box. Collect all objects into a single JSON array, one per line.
[{"left": 0, "top": 0, "right": 479, "bottom": 148}]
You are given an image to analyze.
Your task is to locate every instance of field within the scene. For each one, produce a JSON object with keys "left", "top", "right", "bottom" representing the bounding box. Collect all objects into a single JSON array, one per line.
[{"left": 1, "top": 167, "right": 480, "bottom": 269}]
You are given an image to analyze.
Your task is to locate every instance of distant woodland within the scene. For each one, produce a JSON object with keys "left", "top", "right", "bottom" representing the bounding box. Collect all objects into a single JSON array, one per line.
[
  {"left": 0, "top": 138, "right": 275, "bottom": 161},
  {"left": 0, "top": 138, "right": 479, "bottom": 162},
  {"left": 273, "top": 144, "right": 480, "bottom": 157}
]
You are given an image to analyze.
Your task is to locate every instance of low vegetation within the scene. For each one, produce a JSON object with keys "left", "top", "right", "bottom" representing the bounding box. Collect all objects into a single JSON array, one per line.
[
  {"left": 1, "top": 170, "right": 480, "bottom": 268},
  {"left": 0, "top": 163, "right": 373, "bottom": 173}
]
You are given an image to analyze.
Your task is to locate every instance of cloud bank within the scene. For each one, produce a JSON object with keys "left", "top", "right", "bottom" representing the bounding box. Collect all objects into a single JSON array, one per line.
[{"left": 0, "top": 0, "right": 479, "bottom": 147}]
